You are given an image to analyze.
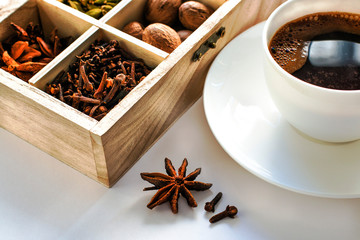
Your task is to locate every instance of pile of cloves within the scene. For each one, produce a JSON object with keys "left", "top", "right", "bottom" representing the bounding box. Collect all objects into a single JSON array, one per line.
[
  {"left": 46, "top": 39, "right": 152, "bottom": 120},
  {"left": 0, "top": 22, "right": 71, "bottom": 82}
]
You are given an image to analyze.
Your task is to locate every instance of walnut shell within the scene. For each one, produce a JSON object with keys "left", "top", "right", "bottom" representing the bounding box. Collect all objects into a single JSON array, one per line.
[
  {"left": 177, "top": 30, "right": 193, "bottom": 42},
  {"left": 145, "top": 0, "right": 182, "bottom": 26},
  {"left": 142, "top": 23, "right": 181, "bottom": 53},
  {"left": 179, "top": 1, "right": 214, "bottom": 31},
  {"left": 122, "top": 21, "right": 144, "bottom": 40}
]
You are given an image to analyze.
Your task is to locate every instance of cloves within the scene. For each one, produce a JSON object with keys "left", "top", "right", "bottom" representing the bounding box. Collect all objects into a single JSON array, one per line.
[
  {"left": 209, "top": 205, "right": 238, "bottom": 224},
  {"left": 204, "top": 192, "right": 222, "bottom": 212},
  {"left": 79, "top": 60, "right": 93, "bottom": 92},
  {"left": 102, "top": 73, "right": 124, "bottom": 104},
  {"left": 45, "top": 39, "right": 152, "bottom": 120}
]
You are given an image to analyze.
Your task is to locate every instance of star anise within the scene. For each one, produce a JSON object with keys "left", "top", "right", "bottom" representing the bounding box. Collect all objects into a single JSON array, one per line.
[{"left": 140, "top": 158, "right": 213, "bottom": 214}]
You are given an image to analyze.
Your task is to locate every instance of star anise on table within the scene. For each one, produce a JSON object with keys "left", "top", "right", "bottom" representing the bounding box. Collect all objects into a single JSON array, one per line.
[{"left": 140, "top": 158, "right": 213, "bottom": 214}]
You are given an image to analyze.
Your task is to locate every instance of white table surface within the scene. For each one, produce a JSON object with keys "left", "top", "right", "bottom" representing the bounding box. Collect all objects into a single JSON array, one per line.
[
  {"left": 1, "top": 1, "right": 360, "bottom": 240},
  {"left": 1, "top": 97, "right": 360, "bottom": 240}
]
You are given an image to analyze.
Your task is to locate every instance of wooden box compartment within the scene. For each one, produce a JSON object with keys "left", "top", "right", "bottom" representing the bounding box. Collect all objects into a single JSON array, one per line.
[{"left": 0, "top": 0, "right": 284, "bottom": 187}]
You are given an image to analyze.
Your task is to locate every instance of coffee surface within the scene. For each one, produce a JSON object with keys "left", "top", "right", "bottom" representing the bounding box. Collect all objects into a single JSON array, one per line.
[{"left": 269, "top": 12, "right": 360, "bottom": 90}]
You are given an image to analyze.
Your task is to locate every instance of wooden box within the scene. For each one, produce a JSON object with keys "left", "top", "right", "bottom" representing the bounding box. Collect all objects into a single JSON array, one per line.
[{"left": 0, "top": 0, "right": 284, "bottom": 187}]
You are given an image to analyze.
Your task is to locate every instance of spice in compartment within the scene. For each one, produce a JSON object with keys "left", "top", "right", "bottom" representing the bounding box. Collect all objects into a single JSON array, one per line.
[
  {"left": 58, "top": 0, "right": 120, "bottom": 19},
  {"left": 46, "top": 39, "right": 152, "bottom": 121},
  {"left": 122, "top": 0, "right": 214, "bottom": 53},
  {"left": 0, "top": 22, "right": 71, "bottom": 82}
]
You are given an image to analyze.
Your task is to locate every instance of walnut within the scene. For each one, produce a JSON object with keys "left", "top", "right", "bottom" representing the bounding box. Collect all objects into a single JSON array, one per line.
[
  {"left": 145, "top": 0, "right": 182, "bottom": 26},
  {"left": 142, "top": 23, "right": 181, "bottom": 53},
  {"left": 177, "top": 30, "right": 193, "bottom": 42},
  {"left": 179, "top": 1, "right": 214, "bottom": 31},
  {"left": 122, "top": 21, "right": 144, "bottom": 40}
]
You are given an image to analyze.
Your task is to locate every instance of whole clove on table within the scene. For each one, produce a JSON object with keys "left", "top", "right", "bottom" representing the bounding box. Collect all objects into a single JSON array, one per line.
[
  {"left": 46, "top": 39, "right": 152, "bottom": 121},
  {"left": 204, "top": 192, "right": 222, "bottom": 212},
  {"left": 209, "top": 205, "right": 238, "bottom": 223},
  {"left": 0, "top": 22, "right": 71, "bottom": 82}
]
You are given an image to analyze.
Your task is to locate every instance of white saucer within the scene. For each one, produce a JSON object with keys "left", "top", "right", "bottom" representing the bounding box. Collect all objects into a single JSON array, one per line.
[{"left": 203, "top": 22, "right": 360, "bottom": 198}]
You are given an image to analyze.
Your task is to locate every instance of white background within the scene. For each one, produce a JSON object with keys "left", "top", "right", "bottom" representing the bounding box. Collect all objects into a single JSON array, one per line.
[
  {"left": 1, "top": 99, "right": 360, "bottom": 240},
  {"left": 1, "top": 1, "right": 360, "bottom": 239}
]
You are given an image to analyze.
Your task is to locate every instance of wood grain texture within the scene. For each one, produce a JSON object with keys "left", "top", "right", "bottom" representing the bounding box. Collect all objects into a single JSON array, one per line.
[
  {"left": 0, "top": 0, "right": 285, "bottom": 187},
  {"left": 90, "top": 0, "right": 286, "bottom": 187},
  {"left": 184, "top": 0, "right": 287, "bottom": 104},
  {"left": 0, "top": 0, "right": 38, "bottom": 42},
  {"left": 0, "top": 0, "right": 98, "bottom": 181},
  {"left": 0, "top": 0, "right": 27, "bottom": 23},
  {"left": 0, "top": 73, "right": 99, "bottom": 180},
  {"left": 102, "top": 0, "right": 146, "bottom": 29}
]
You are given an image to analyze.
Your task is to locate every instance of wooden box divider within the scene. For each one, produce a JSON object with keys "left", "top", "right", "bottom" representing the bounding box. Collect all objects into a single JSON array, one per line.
[{"left": 0, "top": 0, "right": 286, "bottom": 187}]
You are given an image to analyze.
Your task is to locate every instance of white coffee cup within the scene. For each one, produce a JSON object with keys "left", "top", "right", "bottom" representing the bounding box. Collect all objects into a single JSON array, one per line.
[{"left": 263, "top": 0, "right": 360, "bottom": 142}]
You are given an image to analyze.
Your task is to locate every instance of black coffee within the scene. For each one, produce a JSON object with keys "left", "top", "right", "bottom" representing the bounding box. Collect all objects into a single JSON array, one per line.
[{"left": 269, "top": 12, "right": 360, "bottom": 90}]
